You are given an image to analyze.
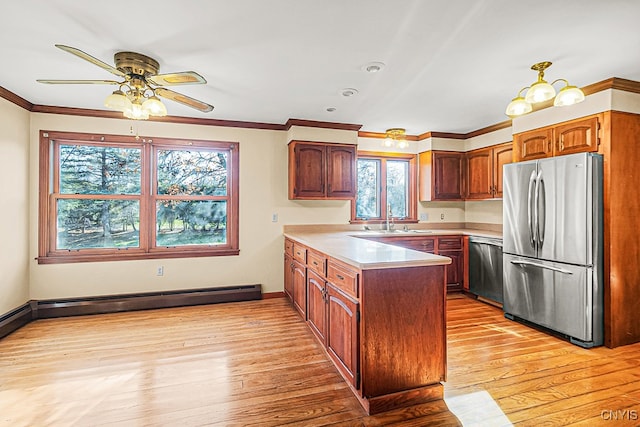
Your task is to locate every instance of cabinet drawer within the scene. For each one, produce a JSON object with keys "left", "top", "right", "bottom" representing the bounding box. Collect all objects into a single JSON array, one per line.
[
  {"left": 437, "top": 236, "right": 463, "bottom": 251},
  {"left": 327, "top": 260, "right": 359, "bottom": 298},
  {"left": 293, "top": 243, "right": 307, "bottom": 263},
  {"left": 307, "top": 250, "right": 327, "bottom": 276},
  {"left": 284, "top": 239, "right": 294, "bottom": 256}
]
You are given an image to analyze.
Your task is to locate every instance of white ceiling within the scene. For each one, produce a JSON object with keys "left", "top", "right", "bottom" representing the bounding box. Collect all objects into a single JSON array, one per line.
[{"left": 2, "top": 0, "right": 640, "bottom": 134}]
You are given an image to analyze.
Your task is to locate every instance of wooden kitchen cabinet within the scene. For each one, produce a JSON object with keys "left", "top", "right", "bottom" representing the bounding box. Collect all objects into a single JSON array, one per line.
[
  {"left": 288, "top": 140, "right": 357, "bottom": 199},
  {"left": 292, "top": 259, "right": 307, "bottom": 319},
  {"left": 284, "top": 253, "right": 294, "bottom": 302},
  {"left": 514, "top": 114, "right": 600, "bottom": 162},
  {"left": 419, "top": 151, "right": 465, "bottom": 201},
  {"left": 326, "top": 283, "right": 359, "bottom": 388},
  {"left": 283, "top": 236, "right": 447, "bottom": 414},
  {"left": 361, "top": 234, "right": 464, "bottom": 293},
  {"left": 465, "top": 142, "right": 513, "bottom": 199},
  {"left": 306, "top": 269, "right": 327, "bottom": 344}
]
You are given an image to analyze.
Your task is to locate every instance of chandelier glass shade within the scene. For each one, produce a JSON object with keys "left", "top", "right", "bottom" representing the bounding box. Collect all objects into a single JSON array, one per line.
[
  {"left": 104, "top": 82, "right": 168, "bottom": 120},
  {"left": 505, "top": 61, "right": 585, "bottom": 118},
  {"left": 383, "top": 128, "right": 409, "bottom": 149}
]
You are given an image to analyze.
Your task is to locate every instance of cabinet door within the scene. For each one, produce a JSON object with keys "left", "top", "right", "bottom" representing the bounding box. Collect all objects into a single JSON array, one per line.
[
  {"left": 433, "top": 151, "right": 464, "bottom": 200},
  {"left": 326, "top": 284, "right": 359, "bottom": 388},
  {"left": 292, "top": 143, "right": 326, "bottom": 198},
  {"left": 292, "top": 260, "right": 307, "bottom": 319},
  {"left": 284, "top": 253, "right": 294, "bottom": 302},
  {"left": 327, "top": 145, "right": 356, "bottom": 198},
  {"left": 514, "top": 128, "right": 553, "bottom": 161},
  {"left": 554, "top": 116, "right": 599, "bottom": 156},
  {"left": 306, "top": 270, "right": 327, "bottom": 345},
  {"left": 465, "top": 147, "right": 493, "bottom": 199},
  {"left": 440, "top": 250, "right": 463, "bottom": 292},
  {"left": 493, "top": 143, "right": 513, "bottom": 198}
]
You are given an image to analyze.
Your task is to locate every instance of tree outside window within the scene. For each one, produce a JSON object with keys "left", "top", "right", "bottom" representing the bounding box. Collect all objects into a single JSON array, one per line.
[
  {"left": 38, "top": 131, "right": 239, "bottom": 264},
  {"left": 352, "top": 152, "right": 417, "bottom": 223}
]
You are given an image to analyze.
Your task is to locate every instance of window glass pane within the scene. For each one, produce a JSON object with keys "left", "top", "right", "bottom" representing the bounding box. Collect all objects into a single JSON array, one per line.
[
  {"left": 156, "top": 200, "right": 227, "bottom": 246},
  {"left": 387, "top": 160, "right": 408, "bottom": 218},
  {"left": 157, "top": 149, "right": 228, "bottom": 196},
  {"left": 56, "top": 199, "right": 140, "bottom": 249},
  {"left": 59, "top": 145, "right": 141, "bottom": 194},
  {"left": 356, "top": 159, "right": 380, "bottom": 218}
]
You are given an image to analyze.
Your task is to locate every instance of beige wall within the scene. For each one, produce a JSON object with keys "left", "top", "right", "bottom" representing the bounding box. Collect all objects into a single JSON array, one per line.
[
  {"left": 28, "top": 114, "right": 352, "bottom": 301},
  {"left": 0, "top": 98, "right": 30, "bottom": 313},
  {"left": 2, "top": 103, "right": 507, "bottom": 309}
]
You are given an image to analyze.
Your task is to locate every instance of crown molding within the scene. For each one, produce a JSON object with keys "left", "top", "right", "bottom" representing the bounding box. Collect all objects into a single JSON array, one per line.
[
  {"left": 2, "top": 76, "right": 639, "bottom": 136},
  {"left": 0, "top": 86, "right": 33, "bottom": 110},
  {"left": 285, "top": 118, "right": 362, "bottom": 131}
]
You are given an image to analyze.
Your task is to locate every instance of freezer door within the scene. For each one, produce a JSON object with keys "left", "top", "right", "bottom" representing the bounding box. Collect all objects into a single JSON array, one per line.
[
  {"left": 503, "top": 160, "right": 538, "bottom": 258},
  {"left": 536, "top": 153, "right": 593, "bottom": 265},
  {"left": 503, "top": 254, "right": 592, "bottom": 342}
]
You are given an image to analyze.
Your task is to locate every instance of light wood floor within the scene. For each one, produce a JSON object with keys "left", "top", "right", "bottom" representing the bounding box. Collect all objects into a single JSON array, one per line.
[{"left": 1, "top": 295, "right": 639, "bottom": 426}]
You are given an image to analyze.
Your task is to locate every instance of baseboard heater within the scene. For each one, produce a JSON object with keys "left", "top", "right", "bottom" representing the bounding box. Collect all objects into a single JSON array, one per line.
[
  {"left": 0, "top": 303, "right": 33, "bottom": 340},
  {"left": 33, "top": 284, "right": 262, "bottom": 319}
]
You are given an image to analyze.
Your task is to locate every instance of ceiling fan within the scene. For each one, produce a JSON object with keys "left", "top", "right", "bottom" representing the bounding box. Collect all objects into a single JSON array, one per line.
[{"left": 37, "top": 44, "right": 214, "bottom": 120}]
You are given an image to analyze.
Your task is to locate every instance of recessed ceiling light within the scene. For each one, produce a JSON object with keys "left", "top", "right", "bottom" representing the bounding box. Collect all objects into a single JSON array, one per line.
[
  {"left": 362, "top": 62, "right": 385, "bottom": 73},
  {"left": 326, "top": 107, "right": 336, "bottom": 112},
  {"left": 340, "top": 88, "right": 359, "bottom": 97}
]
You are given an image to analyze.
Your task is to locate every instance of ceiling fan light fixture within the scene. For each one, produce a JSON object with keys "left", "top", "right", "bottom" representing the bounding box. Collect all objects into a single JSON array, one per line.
[
  {"left": 142, "top": 95, "right": 168, "bottom": 117},
  {"left": 104, "top": 89, "right": 132, "bottom": 112},
  {"left": 124, "top": 99, "right": 150, "bottom": 120}
]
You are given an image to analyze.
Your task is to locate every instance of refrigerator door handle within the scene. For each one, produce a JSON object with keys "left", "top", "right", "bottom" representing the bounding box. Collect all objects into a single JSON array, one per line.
[
  {"left": 536, "top": 171, "right": 546, "bottom": 248},
  {"left": 527, "top": 170, "right": 537, "bottom": 249},
  {"left": 510, "top": 259, "right": 574, "bottom": 275}
]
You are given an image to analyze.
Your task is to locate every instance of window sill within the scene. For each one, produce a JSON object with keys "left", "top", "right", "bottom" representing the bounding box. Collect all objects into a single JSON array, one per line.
[{"left": 37, "top": 249, "right": 240, "bottom": 264}]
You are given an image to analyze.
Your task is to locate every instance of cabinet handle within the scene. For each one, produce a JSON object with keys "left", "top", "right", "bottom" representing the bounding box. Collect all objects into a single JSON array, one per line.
[
  {"left": 336, "top": 274, "right": 345, "bottom": 281},
  {"left": 313, "top": 261, "right": 318, "bottom": 266}
]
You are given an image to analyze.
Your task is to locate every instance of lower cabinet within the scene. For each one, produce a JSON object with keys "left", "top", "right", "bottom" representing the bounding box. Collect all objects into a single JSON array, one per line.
[
  {"left": 284, "top": 237, "right": 447, "bottom": 415},
  {"left": 284, "top": 253, "right": 294, "bottom": 301},
  {"left": 326, "top": 283, "right": 359, "bottom": 388},
  {"left": 306, "top": 269, "right": 327, "bottom": 344},
  {"left": 360, "top": 235, "right": 465, "bottom": 293},
  {"left": 292, "top": 259, "right": 307, "bottom": 319}
]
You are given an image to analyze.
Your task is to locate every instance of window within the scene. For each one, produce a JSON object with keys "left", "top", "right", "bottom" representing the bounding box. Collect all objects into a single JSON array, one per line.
[
  {"left": 351, "top": 151, "right": 417, "bottom": 223},
  {"left": 38, "top": 131, "right": 239, "bottom": 264}
]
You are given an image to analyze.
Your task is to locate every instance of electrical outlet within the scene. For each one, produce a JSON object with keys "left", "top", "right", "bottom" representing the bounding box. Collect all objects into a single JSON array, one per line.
[
  {"left": 440, "top": 213, "right": 445, "bottom": 221},
  {"left": 272, "top": 213, "right": 278, "bottom": 222},
  {"left": 156, "top": 266, "right": 164, "bottom": 276},
  {"left": 419, "top": 213, "right": 428, "bottom": 221}
]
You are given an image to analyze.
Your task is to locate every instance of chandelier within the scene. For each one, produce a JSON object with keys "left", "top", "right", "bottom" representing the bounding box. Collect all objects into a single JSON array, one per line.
[
  {"left": 505, "top": 61, "right": 585, "bottom": 118},
  {"left": 383, "top": 128, "right": 409, "bottom": 149}
]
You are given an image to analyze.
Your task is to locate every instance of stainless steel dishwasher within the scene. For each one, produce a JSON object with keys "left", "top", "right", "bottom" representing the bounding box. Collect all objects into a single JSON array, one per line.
[{"left": 468, "top": 236, "right": 503, "bottom": 304}]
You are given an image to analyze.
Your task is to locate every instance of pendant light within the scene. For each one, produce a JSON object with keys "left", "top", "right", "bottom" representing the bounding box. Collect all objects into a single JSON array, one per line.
[{"left": 505, "top": 61, "right": 585, "bottom": 118}]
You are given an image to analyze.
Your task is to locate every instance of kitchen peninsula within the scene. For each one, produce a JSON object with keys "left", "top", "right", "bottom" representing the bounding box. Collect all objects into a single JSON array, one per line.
[{"left": 283, "top": 225, "right": 451, "bottom": 414}]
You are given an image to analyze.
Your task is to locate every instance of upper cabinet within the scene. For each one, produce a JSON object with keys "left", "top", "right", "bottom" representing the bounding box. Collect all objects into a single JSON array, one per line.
[
  {"left": 466, "top": 142, "right": 513, "bottom": 199},
  {"left": 288, "top": 141, "right": 357, "bottom": 200},
  {"left": 419, "top": 151, "right": 465, "bottom": 201},
  {"left": 514, "top": 114, "right": 601, "bottom": 162}
]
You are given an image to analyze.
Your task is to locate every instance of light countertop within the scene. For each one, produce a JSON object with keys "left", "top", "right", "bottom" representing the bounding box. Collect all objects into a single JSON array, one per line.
[{"left": 283, "top": 225, "right": 502, "bottom": 271}]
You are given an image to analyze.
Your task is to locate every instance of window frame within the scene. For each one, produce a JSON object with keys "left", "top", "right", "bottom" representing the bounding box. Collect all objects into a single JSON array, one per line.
[
  {"left": 350, "top": 151, "right": 417, "bottom": 224},
  {"left": 37, "top": 130, "right": 239, "bottom": 264}
]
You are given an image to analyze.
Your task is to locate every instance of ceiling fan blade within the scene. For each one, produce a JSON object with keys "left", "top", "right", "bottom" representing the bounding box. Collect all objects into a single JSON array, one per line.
[
  {"left": 55, "top": 44, "right": 126, "bottom": 78},
  {"left": 147, "top": 71, "right": 207, "bottom": 86},
  {"left": 155, "top": 87, "right": 214, "bottom": 113},
  {"left": 37, "top": 79, "right": 120, "bottom": 85}
]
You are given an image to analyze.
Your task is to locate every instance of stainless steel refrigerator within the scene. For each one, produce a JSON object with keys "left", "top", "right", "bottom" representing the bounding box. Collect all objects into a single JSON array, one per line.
[{"left": 502, "top": 152, "right": 603, "bottom": 348}]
